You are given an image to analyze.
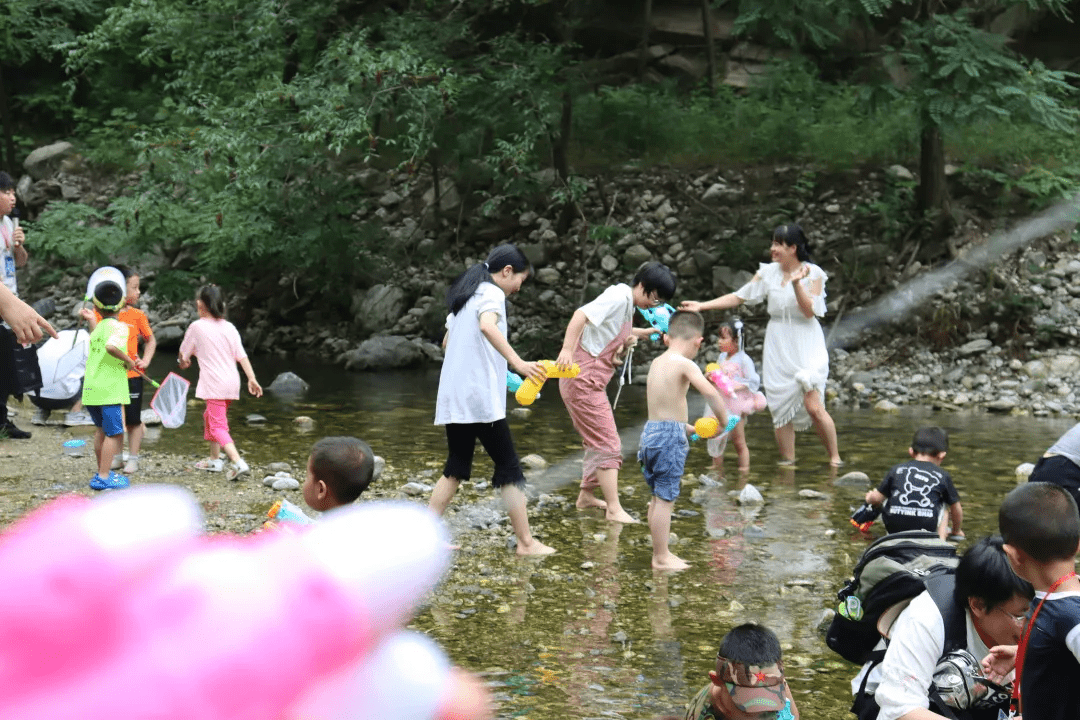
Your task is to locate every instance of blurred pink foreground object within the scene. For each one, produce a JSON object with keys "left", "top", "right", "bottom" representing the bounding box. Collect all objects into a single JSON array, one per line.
[{"left": 0, "top": 486, "right": 492, "bottom": 720}]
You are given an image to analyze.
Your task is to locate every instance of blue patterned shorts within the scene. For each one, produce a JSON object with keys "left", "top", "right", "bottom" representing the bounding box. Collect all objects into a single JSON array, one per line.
[{"left": 638, "top": 420, "right": 689, "bottom": 502}]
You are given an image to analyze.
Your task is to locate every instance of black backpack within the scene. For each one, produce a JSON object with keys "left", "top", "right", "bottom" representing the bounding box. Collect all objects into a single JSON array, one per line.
[{"left": 826, "top": 530, "right": 959, "bottom": 665}]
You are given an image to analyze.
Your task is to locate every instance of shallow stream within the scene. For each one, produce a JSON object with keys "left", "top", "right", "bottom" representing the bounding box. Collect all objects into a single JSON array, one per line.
[{"left": 18, "top": 356, "right": 1080, "bottom": 719}]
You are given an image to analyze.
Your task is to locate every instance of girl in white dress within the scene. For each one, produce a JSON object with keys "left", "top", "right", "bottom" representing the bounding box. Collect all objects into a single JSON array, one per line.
[{"left": 681, "top": 224, "right": 842, "bottom": 466}]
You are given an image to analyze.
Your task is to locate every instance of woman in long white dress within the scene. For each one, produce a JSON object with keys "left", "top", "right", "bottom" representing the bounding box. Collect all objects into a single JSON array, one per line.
[{"left": 680, "top": 224, "right": 842, "bottom": 466}]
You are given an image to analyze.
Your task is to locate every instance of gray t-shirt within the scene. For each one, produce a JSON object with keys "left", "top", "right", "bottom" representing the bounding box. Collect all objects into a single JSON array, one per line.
[{"left": 1047, "top": 423, "right": 1080, "bottom": 468}]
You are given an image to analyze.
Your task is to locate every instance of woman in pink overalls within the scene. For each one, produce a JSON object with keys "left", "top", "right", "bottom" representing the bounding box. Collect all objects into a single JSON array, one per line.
[{"left": 556, "top": 261, "right": 677, "bottom": 523}]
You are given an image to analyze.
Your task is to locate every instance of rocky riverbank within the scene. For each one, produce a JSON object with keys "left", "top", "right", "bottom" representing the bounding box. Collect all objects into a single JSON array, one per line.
[{"left": 13, "top": 142, "right": 1080, "bottom": 419}]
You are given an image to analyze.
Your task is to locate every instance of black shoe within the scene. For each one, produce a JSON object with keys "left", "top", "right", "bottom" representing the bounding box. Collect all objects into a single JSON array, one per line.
[{"left": 0, "top": 422, "right": 31, "bottom": 439}]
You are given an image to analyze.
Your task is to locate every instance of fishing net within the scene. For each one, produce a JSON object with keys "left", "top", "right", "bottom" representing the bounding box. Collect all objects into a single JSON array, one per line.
[{"left": 150, "top": 372, "right": 191, "bottom": 429}]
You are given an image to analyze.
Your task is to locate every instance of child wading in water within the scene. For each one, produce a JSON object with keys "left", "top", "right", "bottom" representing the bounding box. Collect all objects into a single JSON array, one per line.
[
  {"left": 556, "top": 261, "right": 677, "bottom": 523},
  {"left": 704, "top": 319, "right": 765, "bottom": 475},
  {"left": 641, "top": 311, "right": 729, "bottom": 570},
  {"left": 178, "top": 285, "right": 262, "bottom": 481},
  {"left": 428, "top": 244, "right": 555, "bottom": 556}
]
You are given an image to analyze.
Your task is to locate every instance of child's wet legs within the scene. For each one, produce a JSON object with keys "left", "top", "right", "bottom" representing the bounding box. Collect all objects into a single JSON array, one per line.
[
  {"left": 502, "top": 483, "right": 555, "bottom": 555},
  {"left": 428, "top": 475, "right": 460, "bottom": 516},
  {"left": 596, "top": 467, "right": 637, "bottom": 523},
  {"left": 208, "top": 440, "right": 222, "bottom": 461},
  {"left": 649, "top": 496, "right": 688, "bottom": 570},
  {"left": 732, "top": 422, "right": 750, "bottom": 471},
  {"left": 576, "top": 486, "right": 607, "bottom": 511}
]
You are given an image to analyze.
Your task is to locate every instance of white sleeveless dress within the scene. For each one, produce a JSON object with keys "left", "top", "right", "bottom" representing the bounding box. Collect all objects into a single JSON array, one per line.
[{"left": 735, "top": 262, "right": 829, "bottom": 431}]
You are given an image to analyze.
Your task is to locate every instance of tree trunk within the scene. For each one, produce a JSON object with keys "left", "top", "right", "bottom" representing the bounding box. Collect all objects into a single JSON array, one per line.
[
  {"left": 639, "top": 0, "right": 653, "bottom": 79},
  {"left": 0, "top": 66, "right": 14, "bottom": 172},
  {"left": 701, "top": 0, "right": 716, "bottom": 96},
  {"left": 552, "top": 90, "right": 572, "bottom": 181},
  {"left": 917, "top": 123, "right": 954, "bottom": 244}
]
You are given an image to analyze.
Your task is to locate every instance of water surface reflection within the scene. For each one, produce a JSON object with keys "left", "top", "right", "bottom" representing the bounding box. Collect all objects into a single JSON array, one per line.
[{"left": 143, "top": 357, "right": 1076, "bottom": 718}]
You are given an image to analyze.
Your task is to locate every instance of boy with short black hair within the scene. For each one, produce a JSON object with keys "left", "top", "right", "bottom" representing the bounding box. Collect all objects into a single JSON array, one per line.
[
  {"left": 864, "top": 426, "right": 964, "bottom": 541},
  {"left": 82, "top": 280, "right": 137, "bottom": 490},
  {"left": 557, "top": 260, "right": 678, "bottom": 523},
  {"left": 684, "top": 623, "right": 800, "bottom": 719},
  {"left": 994, "top": 482, "right": 1080, "bottom": 720},
  {"left": 302, "top": 436, "right": 377, "bottom": 511},
  {"left": 640, "top": 310, "right": 729, "bottom": 570}
]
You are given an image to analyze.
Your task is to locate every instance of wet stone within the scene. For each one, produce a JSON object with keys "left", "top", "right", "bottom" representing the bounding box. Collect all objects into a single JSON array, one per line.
[
  {"left": 834, "top": 471, "right": 870, "bottom": 486},
  {"left": 401, "top": 481, "right": 432, "bottom": 496}
]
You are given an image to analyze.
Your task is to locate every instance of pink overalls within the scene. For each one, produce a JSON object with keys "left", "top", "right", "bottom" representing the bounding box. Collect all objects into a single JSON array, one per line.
[{"left": 558, "top": 321, "right": 632, "bottom": 491}]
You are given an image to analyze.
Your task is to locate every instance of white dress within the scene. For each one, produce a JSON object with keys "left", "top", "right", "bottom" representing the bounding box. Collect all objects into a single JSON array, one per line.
[{"left": 735, "top": 262, "right": 829, "bottom": 431}]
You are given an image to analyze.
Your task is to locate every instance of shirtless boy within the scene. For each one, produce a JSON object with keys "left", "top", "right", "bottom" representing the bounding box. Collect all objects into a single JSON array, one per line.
[{"left": 640, "top": 310, "right": 730, "bottom": 570}]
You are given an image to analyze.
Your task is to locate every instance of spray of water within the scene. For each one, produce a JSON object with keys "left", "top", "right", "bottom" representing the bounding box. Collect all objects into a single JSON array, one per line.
[{"left": 826, "top": 193, "right": 1080, "bottom": 349}]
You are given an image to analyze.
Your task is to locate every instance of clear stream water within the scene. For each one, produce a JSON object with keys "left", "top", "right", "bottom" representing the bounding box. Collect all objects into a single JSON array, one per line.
[{"left": 32, "top": 356, "right": 1080, "bottom": 718}]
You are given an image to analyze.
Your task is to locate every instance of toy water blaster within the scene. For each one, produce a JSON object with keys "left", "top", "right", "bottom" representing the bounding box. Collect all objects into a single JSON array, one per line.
[
  {"left": 689, "top": 415, "right": 740, "bottom": 442},
  {"left": 263, "top": 498, "right": 314, "bottom": 531},
  {"left": 506, "top": 371, "right": 538, "bottom": 401},
  {"left": 638, "top": 304, "right": 676, "bottom": 342},
  {"left": 704, "top": 362, "right": 736, "bottom": 396},
  {"left": 514, "top": 360, "right": 580, "bottom": 406},
  {"left": 849, "top": 503, "right": 881, "bottom": 533}
]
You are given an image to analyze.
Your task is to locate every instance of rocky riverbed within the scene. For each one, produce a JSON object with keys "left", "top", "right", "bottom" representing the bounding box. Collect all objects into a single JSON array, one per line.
[{"left": 12, "top": 143, "right": 1080, "bottom": 420}]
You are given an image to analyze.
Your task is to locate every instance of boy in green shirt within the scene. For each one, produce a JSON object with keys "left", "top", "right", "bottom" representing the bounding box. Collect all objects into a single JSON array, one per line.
[{"left": 81, "top": 280, "right": 136, "bottom": 490}]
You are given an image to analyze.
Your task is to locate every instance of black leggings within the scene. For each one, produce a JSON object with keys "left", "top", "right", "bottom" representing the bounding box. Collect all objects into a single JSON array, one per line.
[{"left": 443, "top": 420, "right": 525, "bottom": 488}]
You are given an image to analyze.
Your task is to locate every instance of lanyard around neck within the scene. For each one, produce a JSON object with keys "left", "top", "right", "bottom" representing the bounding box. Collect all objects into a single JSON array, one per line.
[{"left": 1011, "top": 570, "right": 1077, "bottom": 714}]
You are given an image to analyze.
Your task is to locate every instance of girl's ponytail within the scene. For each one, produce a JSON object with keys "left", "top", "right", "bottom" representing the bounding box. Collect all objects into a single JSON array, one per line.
[
  {"left": 446, "top": 244, "right": 531, "bottom": 315},
  {"left": 198, "top": 284, "right": 227, "bottom": 319}
]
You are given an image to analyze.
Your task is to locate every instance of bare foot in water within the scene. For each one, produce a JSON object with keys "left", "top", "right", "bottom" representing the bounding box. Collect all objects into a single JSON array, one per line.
[
  {"left": 606, "top": 507, "right": 639, "bottom": 524},
  {"left": 652, "top": 552, "right": 690, "bottom": 571},
  {"left": 576, "top": 489, "right": 607, "bottom": 511},
  {"left": 516, "top": 539, "right": 556, "bottom": 556}
]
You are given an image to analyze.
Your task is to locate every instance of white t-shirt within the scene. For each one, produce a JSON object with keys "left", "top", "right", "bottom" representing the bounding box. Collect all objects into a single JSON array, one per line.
[
  {"left": 579, "top": 283, "right": 634, "bottom": 357},
  {"left": 853, "top": 590, "right": 993, "bottom": 720},
  {"left": 434, "top": 281, "right": 508, "bottom": 425},
  {"left": 1, "top": 215, "right": 17, "bottom": 296}
]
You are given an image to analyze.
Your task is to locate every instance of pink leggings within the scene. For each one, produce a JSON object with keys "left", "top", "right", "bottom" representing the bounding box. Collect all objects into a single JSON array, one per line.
[{"left": 203, "top": 399, "right": 233, "bottom": 446}]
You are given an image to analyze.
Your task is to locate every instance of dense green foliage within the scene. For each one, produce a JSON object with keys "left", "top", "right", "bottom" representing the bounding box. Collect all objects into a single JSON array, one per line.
[{"left": 0, "top": 0, "right": 1077, "bottom": 301}]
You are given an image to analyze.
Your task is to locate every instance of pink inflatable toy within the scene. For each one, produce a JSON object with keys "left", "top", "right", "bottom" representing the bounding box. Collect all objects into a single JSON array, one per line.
[
  {"left": 706, "top": 361, "right": 768, "bottom": 417},
  {"left": 0, "top": 487, "right": 491, "bottom": 720}
]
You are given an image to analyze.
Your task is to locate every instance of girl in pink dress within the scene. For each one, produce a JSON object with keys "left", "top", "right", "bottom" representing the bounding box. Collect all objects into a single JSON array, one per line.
[
  {"left": 703, "top": 319, "right": 767, "bottom": 474},
  {"left": 178, "top": 285, "right": 263, "bottom": 480},
  {"left": 556, "top": 261, "right": 677, "bottom": 523}
]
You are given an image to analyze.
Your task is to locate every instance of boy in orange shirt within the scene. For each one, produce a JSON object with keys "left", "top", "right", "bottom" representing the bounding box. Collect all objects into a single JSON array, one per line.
[{"left": 86, "top": 264, "right": 156, "bottom": 473}]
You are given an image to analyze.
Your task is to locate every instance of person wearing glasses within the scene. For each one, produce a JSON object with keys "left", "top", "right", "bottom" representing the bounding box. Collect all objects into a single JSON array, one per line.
[
  {"left": 850, "top": 536, "right": 1033, "bottom": 720},
  {"left": 555, "top": 260, "right": 677, "bottom": 524}
]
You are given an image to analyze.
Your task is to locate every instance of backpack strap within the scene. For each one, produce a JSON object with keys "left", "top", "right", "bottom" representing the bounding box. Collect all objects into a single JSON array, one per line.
[
  {"left": 923, "top": 573, "right": 972, "bottom": 720},
  {"left": 924, "top": 573, "right": 967, "bottom": 654}
]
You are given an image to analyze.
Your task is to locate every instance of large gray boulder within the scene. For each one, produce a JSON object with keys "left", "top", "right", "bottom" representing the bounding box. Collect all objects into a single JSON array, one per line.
[
  {"left": 23, "top": 142, "right": 75, "bottom": 180},
  {"left": 341, "top": 335, "right": 427, "bottom": 371},
  {"left": 712, "top": 266, "right": 753, "bottom": 295},
  {"left": 352, "top": 284, "right": 408, "bottom": 336},
  {"left": 267, "top": 371, "right": 309, "bottom": 396}
]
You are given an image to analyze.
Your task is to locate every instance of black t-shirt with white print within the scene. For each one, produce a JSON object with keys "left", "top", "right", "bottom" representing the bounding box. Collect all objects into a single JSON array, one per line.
[{"left": 876, "top": 459, "right": 960, "bottom": 534}]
